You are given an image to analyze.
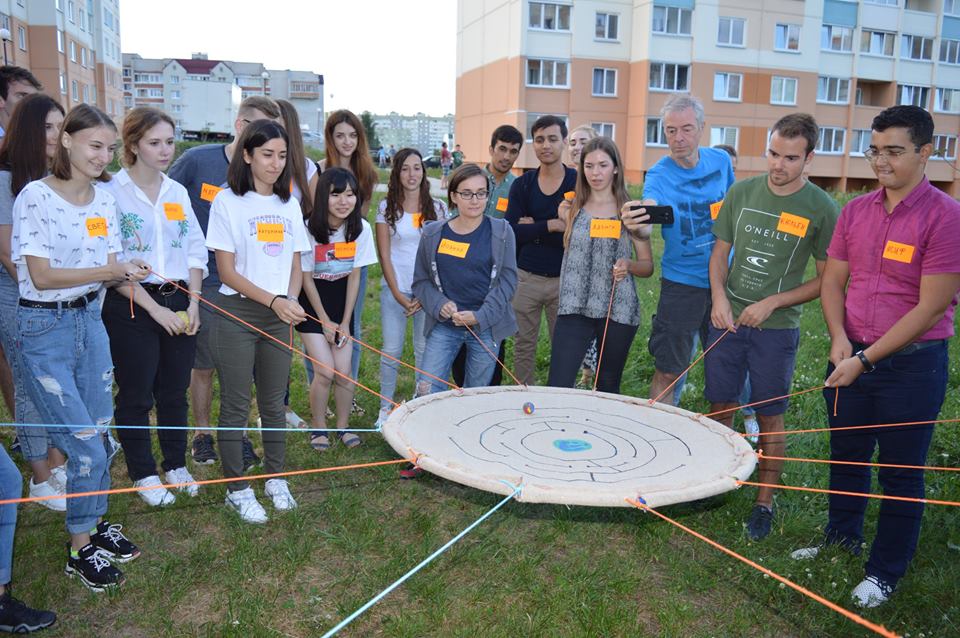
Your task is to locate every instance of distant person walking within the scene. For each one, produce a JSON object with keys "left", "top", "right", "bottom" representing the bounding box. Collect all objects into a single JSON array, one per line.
[
  {"left": 378, "top": 147, "right": 387, "bottom": 168},
  {"left": 439, "top": 142, "right": 453, "bottom": 189},
  {"left": 452, "top": 144, "right": 464, "bottom": 169}
]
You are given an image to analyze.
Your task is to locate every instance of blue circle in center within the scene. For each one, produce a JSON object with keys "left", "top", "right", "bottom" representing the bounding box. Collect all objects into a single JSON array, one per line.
[{"left": 553, "top": 438, "right": 592, "bottom": 452}]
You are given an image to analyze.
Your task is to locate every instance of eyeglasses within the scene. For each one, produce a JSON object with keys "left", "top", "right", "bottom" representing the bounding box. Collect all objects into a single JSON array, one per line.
[
  {"left": 863, "top": 148, "right": 915, "bottom": 162},
  {"left": 455, "top": 190, "right": 489, "bottom": 201}
]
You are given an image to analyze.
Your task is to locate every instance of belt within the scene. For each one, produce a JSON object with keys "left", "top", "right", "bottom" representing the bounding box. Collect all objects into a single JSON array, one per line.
[
  {"left": 19, "top": 290, "right": 98, "bottom": 310},
  {"left": 854, "top": 339, "right": 947, "bottom": 357},
  {"left": 141, "top": 280, "right": 186, "bottom": 296}
]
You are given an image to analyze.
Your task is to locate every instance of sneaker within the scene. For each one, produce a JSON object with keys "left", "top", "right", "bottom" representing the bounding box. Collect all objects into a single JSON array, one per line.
[
  {"left": 165, "top": 466, "right": 199, "bottom": 497},
  {"left": 745, "top": 504, "right": 776, "bottom": 541},
  {"left": 28, "top": 477, "right": 67, "bottom": 512},
  {"left": 851, "top": 575, "right": 894, "bottom": 608},
  {"left": 50, "top": 464, "right": 67, "bottom": 488},
  {"left": 192, "top": 433, "right": 218, "bottom": 464},
  {"left": 8, "top": 436, "right": 20, "bottom": 457},
  {"left": 225, "top": 487, "right": 268, "bottom": 524},
  {"left": 399, "top": 463, "right": 424, "bottom": 480},
  {"left": 264, "top": 479, "right": 298, "bottom": 511},
  {"left": 241, "top": 436, "right": 261, "bottom": 472},
  {"left": 285, "top": 409, "right": 306, "bottom": 428},
  {"left": 64, "top": 543, "right": 124, "bottom": 592},
  {"left": 744, "top": 416, "right": 760, "bottom": 445},
  {"left": 374, "top": 408, "right": 391, "bottom": 429},
  {"left": 790, "top": 545, "right": 823, "bottom": 561},
  {"left": 351, "top": 399, "right": 365, "bottom": 416},
  {"left": 132, "top": 475, "right": 175, "bottom": 507},
  {"left": 325, "top": 406, "right": 334, "bottom": 419},
  {"left": 0, "top": 591, "right": 56, "bottom": 633},
  {"left": 90, "top": 521, "right": 141, "bottom": 563}
]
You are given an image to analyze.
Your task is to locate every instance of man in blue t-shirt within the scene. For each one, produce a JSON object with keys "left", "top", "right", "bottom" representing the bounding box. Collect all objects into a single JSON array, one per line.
[{"left": 625, "top": 94, "right": 734, "bottom": 405}]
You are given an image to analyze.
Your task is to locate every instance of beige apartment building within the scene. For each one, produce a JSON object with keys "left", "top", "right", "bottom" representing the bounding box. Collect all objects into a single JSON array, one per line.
[{"left": 456, "top": 0, "right": 960, "bottom": 195}]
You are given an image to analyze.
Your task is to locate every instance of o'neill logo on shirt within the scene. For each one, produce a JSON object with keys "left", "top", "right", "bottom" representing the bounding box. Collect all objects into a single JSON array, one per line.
[{"left": 248, "top": 215, "right": 291, "bottom": 256}]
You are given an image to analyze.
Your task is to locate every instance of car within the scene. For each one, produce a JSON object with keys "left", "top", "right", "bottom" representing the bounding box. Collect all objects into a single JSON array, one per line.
[{"left": 422, "top": 154, "right": 441, "bottom": 169}]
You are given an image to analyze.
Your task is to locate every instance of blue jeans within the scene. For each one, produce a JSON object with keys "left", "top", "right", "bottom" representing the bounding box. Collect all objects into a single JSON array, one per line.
[
  {"left": 419, "top": 322, "right": 499, "bottom": 395},
  {"left": 17, "top": 301, "right": 115, "bottom": 534},
  {"left": 0, "top": 445, "right": 20, "bottom": 584},
  {"left": 379, "top": 283, "right": 425, "bottom": 411}
]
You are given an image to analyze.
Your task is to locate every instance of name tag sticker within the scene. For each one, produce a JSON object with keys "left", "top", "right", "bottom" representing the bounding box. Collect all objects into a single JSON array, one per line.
[
  {"left": 710, "top": 200, "right": 724, "bottom": 220},
  {"left": 776, "top": 212, "right": 810, "bottom": 238},
  {"left": 163, "top": 203, "right": 185, "bottom": 221},
  {"left": 412, "top": 213, "right": 423, "bottom": 229},
  {"left": 438, "top": 238, "right": 470, "bottom": 258},
  {"left": 256, "top": 223, "right": 284, "bottom": 243},
  {"left": 333, "top": 242, "right": 357, "bottom": 259},
  {"left": 496, "top": 197, "right": 509, "bottom": 212},
  {"left": 85, "top": 217, "right": 107, "bottom": 237},
  {"left": 564, "top": 191, "right": 576, "bottom": 201},
  {"left": 883, "top": 240, "right": 915, "bottom": 264},
  {"left": 589, "top": 219, "right": 621, "bottom": 239},
  {"left": 200, "top": 183, "right": 223, "bottom": 202}
]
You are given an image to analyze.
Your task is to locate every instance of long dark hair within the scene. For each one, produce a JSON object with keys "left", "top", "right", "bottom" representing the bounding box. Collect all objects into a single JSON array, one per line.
[
  {"left": 277, "top": 99, "right": 312, "bottom": 217},
  {"left": 50, "top": 103, "right": 116, "bottom": 183},
  {"left": 0, "top": 93, "right": 64, "bottom": 196},
  {"left": 308, "top": 167, "right": 363, "bottom": 244},
  {"left": 382, "top": 147, "right": 436, "bottom": 230},
  {"left": 322, "top": 109, "right": 377, "bottom": 204},
  {"left": 226, "top": 120, "right": 291, "bottom": 201}
]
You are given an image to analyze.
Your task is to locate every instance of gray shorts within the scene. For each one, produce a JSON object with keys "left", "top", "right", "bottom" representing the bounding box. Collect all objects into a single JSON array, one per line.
[
  {"left": 647, "top": 278, "right": 712, "bottom": 375},
  {"left": 192, "top": 281, "right": 222, "bottom": 370}
]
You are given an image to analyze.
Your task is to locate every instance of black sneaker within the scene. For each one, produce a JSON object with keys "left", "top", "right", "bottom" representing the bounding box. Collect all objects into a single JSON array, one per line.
[
  {"left": 745, "top": 504, "right": 776, "bottom": 541},
  {"left": 242, "top": 436, "right": 261, "bottom": 473},
  {"left": 8, "top": 436, "right": 20, "bottom": 457},
  {"left": 90, "top": 521, "right": 141, "bottom": 563},
  {"left": 192, "top": 433, "right": 218, "bottom": 464},
  {"left": 64, "top": 544, "right": 124, "bottom": 592},
  {"left": 0, "top": 591, "right": 56, "bottom": 633}
]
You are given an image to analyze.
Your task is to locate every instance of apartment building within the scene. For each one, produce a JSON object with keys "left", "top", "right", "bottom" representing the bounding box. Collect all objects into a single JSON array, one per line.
[
  {"left": 456, "top": 0, "right": 960, "bottom": 195},
  {"left": 0, "top": 0, "right": 123, "bottom": 120},
  {"left": 371, "top": 111, "right": 455, "bottom": 154}
]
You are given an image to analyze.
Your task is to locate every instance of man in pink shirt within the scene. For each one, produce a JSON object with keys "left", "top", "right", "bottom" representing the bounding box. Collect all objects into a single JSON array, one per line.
[{"left": 791, "top": 106, "right": 960, "bottom": 608}]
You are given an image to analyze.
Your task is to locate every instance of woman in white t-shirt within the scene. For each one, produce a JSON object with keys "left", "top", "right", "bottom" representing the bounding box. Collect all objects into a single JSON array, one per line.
[
  {"left": 205, "top": 120, "right": 311, "bottom": 524},
  {"left": 374, "top": 148, "right": 447, "bottom": 427},
  {"left": 297, "top": 167, "right": 377, "bottom": 452}
]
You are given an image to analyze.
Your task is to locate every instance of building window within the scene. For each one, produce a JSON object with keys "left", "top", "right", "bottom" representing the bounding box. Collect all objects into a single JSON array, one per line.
[
  {"left": 148, "top": 88, "right": 163, "bottom": 98},
  {"left": 713, "top": 72, "right": 742, "bottom": 101},
  {"left": 865, "top": 0, "right": 898, "bottom": 4},
  {"left": 821, "top": 24, "right": 853, "bottom": 52},
  {"left": 67, "top": 0, "right": 75, "bottom": 22},
  {"left": 817, "top": 127, "right": 845, "bottom": 154},
  {"left": 170, "top": 90, "right": 181, "bottom": 99},
  {"left": 59, "top": 73, "right": 66, "bottom": 94},
  {"left": 134, "top": 73, "right": 162, "bottom": 83},
  {"left": 932, "top": 134, "right": 958, "bottom": 159},
  {"left": 57, "top": 30, "right": 64, "bottom": 53},
  {"left": 526, "top": 59, "right": 569, "bottom": 88},
  {"left": 652, "top": 5, "right": 691, "bottom": 36},
  {"left": 172, "top": 104, "right": 182, "bottom": 113},
  {"left": 169, "top": 75, "right": 180, "bottom": 84},
  {"left": 69, "top": 41, "right": 76, "bottom": 62},
  {"left": 850, "top": 129, "right": 871, "bottom": 156},
  {"left": 939, "top": 38, "right": 960, "bottom": 64},
  {"left": 525, "top": 113, "right": 568, "bottom": 141},
  {"left": 82, "top": 84, "right": 89, "bottom": 103},
  {"left": 717, "top": 17, "right": 745, "bottom": 47},
  {"left": 897, "top": 84, "right": 929, "bottom": 107},
  {"left": 934, "top": 88, "right": 960, "bottom": 112},
  {"left": 595, "top": 12, "right": 619, "bottom": 40},
  {"left": 817, "top": 76, "right": 850, "bottom": 103},
  {"left": 860, "top": 30, "right": 895, "bottom": 56},
  {"left": 901, "top": 35, "right": 933, "bottom": 61},
  {"left": 591, "top": 122, "right": 615, "bottom": 138},
  {"left": 649, "top": 62, "right": 689, "bottom": 91},
  {"left": 528, "top": 2, "right": 570, "bottom": 31},
  {"left": 710, "top": 126, "right": 738, "bottom": 149},
  {"left": 770, "top": 76, "right": 798, "bottom": 105},
  {"left": 646, "top": 118, "right": 667, "bottom": 146},
  {"left": 592, "top": 68, "right": 617, "bottom": 96},
  {"left": 774, "top": 23, "right": 800, "bottom": 52},
  {"left": 80, "top": 47, "right": 87, "bottom": 67},
  {"left": 946, "top": 0, "right": 960, "bottom": 15},
  {"left": 71, "top": 80, "right": 79, "bottom": 102},
  {"left": 17, "top": 26, "right": 25, "bottom": 50}
]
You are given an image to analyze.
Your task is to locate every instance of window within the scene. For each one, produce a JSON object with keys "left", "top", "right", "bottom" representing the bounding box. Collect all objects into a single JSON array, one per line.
[
  {"left": 897, "top": 84, "right": 929, "bottom": 107},
  {"left": 817, "top": 76, "right": 850, "bottom": 103},
  {"left": 67, "top": 0, "right": 75, "bottom": 21},
  {"left": 935, "top": 88, "right": 960, "bottom": 113},
  {"left": 646, "top": 118, "right": 667, "bottom": 146},
  {"left": 850, "top": 129, "right": 871, "bottom": 156},
  {"left": 17, "top": 26, "right": 25, "bottom": 50},
  {"left": 652, "top": 5, "right": 691, "bottom": 35},
  {"left": 134, "top": 73, "right": 162, "bottom": 83},
  {"left": 526, "top": 59, "right": 569, "bottom": 88},
  {"left": 525, "top": 113, "right": 568, "bottom": 141},
  {"left": 59, "top": 73, "right": 66, "bottom": 94},
  {"left": 940, "top": 39, "right": 960, "bottom": 64},
  {"left": 901, "top": 35, "right": 933, "bottom": 61},
  {"left": 710, "top": 127, "right": 738, "bottom": 149},
  {"left": 172, "top": 104, "right": 182, "bottom": 113},
  {"left": 170, "top": 90, "right": 181, "bottom": 100},
  {"left": 717, "top": 17, "right": 745, "bottom": 47},
  {"left": 821, "top": 24, "right": 853, "bottom": 52},
  {"left": 57, "top": 30, "right": 63, "bottom": 53},
  {"left": 771, "top": 76, "right": 798, "bottom": 105},
  {"left": 81, "top": 47, "right": 87, "bottom": 67},
  {"left": 865, "top": 0, "right": 897, "bottom": 4},
  {"left": 529, "top": 2, "right": 570, "bottom": 31},
  {"left": 596, "top": 12, "right": 618, "bottom": 40},
  {"left": 860, "top": 30, "right": 895, "bottom": 56},
  {"left": 71, "top": 80, "right": 79, "bottom": 102},
  {"left": 775, "top": 23, "right": 800, "bottom": 51},
  {"left": 713, "top": 72, "right": 742, "bottom": 101},
  {"left": 649, "top": 62, "right": 689, "bottom": 91},
  {"left": 69, "top": 41, "right": 76, "bottom": 62},
  {"left": 591, "top": 122, "right": 615, "bottom": 138},
  {"left": 817, "top": 127, "right": 845, "bottom": 154},
  {"left": 592, "top": 68, "right": 617, "bottom": 96},
  {"left": 82, "top": 84, "right": 89, "bottom": 103},
  {"left": 932, "top": 134, "right": 957, "bottom": 160},
  {"left": 148, "top": 88, "right": 163, "bottom": 98},
  {"left": 169, "top": 75, "right": 180, "bottom": 84},
  {"left": 946, "top": 0, "right": 960, "bottom": 15}
]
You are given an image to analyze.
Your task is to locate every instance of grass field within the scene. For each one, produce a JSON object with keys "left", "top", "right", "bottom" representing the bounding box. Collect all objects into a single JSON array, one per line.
[{"left": 3, "top": 188, "right": 958, "bottom": 637}]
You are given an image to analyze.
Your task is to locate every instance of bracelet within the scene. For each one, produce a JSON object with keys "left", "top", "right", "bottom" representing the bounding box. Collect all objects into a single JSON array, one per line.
[
  {"left": 269, "top": 294, "right": 286, "bottom": 310},
  {"left": 854, "top": 349, "right": 875, "bottom": 373}
]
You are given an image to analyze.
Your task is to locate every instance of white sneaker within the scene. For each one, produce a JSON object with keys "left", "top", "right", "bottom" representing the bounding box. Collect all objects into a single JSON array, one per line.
[
  {"left": 851, "top": 575, "right": 894, "bottom": 608},
  {"left": 50, "top": 463, "right": 67, "bottom": 487},
  {"left": 374, "top": 407, "right": 391, "bottom": 429},
  {"left": 744, "top": 416, "right": 760, "bottom": 445},
  {"left": 225, "top": 487, "right": 268, "bottom": 523},
  {"left": 28, "top": 476, "right": 67, "bottom": 512},
  {"left": 264, "top": 478, "right": 298, "bottom": 511},
  {"left": 165, "top": 466, "right": 199, "bottom": 497},
  {"left": 790, "top": 545, "right": 821, "bottom": 561},
  {"left": 285, "top": 409, "right": 306, "bottom": 428},
  {"left": 133, "top": 475, "right": 175, "bottom": 507}
]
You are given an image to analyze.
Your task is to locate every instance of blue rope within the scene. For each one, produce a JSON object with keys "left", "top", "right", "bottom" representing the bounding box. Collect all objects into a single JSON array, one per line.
[
  {"left": 0, "top": 421, "right": 379, "bottom": 433},
  {"left": 320, "top": 484, "right": 521, "bottom": 638}
]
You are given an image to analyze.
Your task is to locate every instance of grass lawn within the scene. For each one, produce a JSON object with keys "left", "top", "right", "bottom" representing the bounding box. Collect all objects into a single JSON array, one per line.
[{"left": 3, "top": 189, "right": 958, "bottom": 637}]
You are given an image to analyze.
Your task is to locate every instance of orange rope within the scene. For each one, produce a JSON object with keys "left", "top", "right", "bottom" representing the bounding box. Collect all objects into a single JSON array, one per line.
[
  {"left": 0, "top": 458, "right": 413, "bottom": 506},
  {"left": 702, "top": 385, "right": 826, "bottom": 418},
  {"left": 832, "top": 386, "right": 839, "bottom": 417},
  {"left": 463, "top": 322, "right": 523, "bottom": 386},
  {"left": 626, "top": 498, "right": 899, "bottom": 638},
  {"left": 592, "top": 272, "right": 618, "bottom": 393},
  {"left": 757, "top": 452, "right": 960, "bottom": 473},
  {"left": 736, "top": 481, "right": 960, "bottom": 507},
  {"left": 742, "top": 418, "right": 960, "bottom": 438},
  {"left": 649, "top": 328, "right": 731, "bottom": 405},
  {"left": 128, "top": 281, "right": 135, "bottom": 319}
]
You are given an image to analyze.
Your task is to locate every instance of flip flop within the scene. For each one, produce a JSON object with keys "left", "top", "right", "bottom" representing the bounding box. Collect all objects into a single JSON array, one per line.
[
  {"left": 310, "top": 434, "right": 331, "bottom": 452},
  {"left": 339, "top": 432, "right": 361, "bottom": 449}
]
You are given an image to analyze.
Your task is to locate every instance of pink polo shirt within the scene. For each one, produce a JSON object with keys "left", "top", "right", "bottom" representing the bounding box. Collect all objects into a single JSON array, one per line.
[{"left": 827, "top": 177, "right": 960, "bottom": 344}]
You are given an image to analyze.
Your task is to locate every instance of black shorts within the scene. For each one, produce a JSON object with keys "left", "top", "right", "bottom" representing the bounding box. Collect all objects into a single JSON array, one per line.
[
  {"left": 647, "top": 278, "right": 712, "bottom": 375},
  {"left": 295, "top": 277, "right": 352, "bottom": 335}
]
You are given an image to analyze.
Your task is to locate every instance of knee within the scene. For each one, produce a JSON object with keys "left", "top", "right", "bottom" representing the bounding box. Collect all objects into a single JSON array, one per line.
[{"left": 312, "top": 368, "right": 334, "bottom": 386}]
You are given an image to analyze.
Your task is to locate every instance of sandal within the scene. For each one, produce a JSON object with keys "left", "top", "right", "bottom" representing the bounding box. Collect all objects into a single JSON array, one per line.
[
  {"left": 310, "top": 434, "right": 331, "bottom": 452},
  {"left": 339, "top": 432, "right": 361, "bottom": 449}
]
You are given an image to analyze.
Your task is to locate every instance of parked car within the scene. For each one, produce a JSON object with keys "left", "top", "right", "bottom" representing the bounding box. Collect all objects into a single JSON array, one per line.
[{"left": 422, "top": 154, "right": 441, "bottom": 169}]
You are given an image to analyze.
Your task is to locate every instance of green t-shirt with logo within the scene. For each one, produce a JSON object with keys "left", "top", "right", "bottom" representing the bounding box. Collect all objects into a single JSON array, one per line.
[{"left": 713, "top": 174, "right": 839, "bottom": 329}]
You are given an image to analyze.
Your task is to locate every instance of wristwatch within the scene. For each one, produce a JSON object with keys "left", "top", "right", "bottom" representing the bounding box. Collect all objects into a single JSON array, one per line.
[{"left": 854, "top": 350, "right": 875, "bottom": 373}]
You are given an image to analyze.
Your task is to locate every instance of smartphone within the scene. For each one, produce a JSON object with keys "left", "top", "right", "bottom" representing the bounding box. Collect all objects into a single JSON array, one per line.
[
  {"left": 628, "top": 204, "right": 674, "bottom": 225},
  {"left": 335, "top": 331, "right": 347, "bottom": 348}
]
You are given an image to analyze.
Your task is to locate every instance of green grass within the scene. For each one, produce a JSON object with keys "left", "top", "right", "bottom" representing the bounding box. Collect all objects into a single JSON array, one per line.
[{"left": 3, "top": 189, "right": 959, "bottom": 637}]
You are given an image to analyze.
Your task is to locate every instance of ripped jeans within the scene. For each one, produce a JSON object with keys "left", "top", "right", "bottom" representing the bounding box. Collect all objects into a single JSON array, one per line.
[{"left": 17, "top": 300, "right": 116, "bottom": 534}]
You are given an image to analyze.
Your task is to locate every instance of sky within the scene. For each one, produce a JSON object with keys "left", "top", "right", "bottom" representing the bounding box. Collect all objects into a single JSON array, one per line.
[{"left": 120, "top": 0, "right": 458, "bottom": 116}]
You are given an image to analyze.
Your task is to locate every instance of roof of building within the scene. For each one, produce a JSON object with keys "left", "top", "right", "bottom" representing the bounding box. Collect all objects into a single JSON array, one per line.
[{"left": 174, "top": 58, "right": 222, "bottom": 74}]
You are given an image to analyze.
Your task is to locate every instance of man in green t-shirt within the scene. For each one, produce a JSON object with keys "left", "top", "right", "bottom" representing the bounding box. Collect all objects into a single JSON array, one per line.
[{"left": 705, "top": 113, "right": 840, "bottom": 541}]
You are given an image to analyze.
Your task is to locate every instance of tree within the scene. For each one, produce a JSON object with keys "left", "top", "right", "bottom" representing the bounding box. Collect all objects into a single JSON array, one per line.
[{"left": 361, "top": 111, "right": 381, "bottom": 149}]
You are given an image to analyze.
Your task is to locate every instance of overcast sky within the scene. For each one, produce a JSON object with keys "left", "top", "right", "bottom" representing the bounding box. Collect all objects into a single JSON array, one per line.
[{"left": 120, "top": 0, "right": 458, "bottom": 116}]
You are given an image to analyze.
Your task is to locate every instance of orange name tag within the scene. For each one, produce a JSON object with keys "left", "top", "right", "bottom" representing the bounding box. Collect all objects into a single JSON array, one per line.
[
  {"left": 564, "top": 191, "right": 576, "bottom": 201},
  {"left": 710, "top": 200, "right": 724, "bottom": 220},
  {"left": 590, "top": 219, "right": 621, "bottom": 239},
  {"left": 334, "top": 242, "right": 357, "bottom": 259},
  {"left": 85, "top": 217, "right": 107, "bottom": 237},
  {"left": 776, "top": 212, "right": 809, "bottom": 238},
  {"left": 496, "top": 197, "right": 509, "bottom": 212},
  {"left": 200, "top": 183, "right": 223, "bottom": 202},
  {"left": 412, "top": 213, "right": 423, "bottom": 229},
  {"left": 883, "top": 240, "right": 915, "bottom": 264},
  {"left": 256, "top": 223, "right": 284, "bottom": 242},
  {"left": 163, "top": 203, "right": 185, "bottom": 221},
  {"left": 438, "top": 238, "right": 470, "bottom": 258}
]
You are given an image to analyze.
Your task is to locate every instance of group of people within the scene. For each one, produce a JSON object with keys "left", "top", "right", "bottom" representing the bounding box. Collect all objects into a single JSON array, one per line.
[{"left": 0, "top": 59, "right": 953, "bottom": 632}]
